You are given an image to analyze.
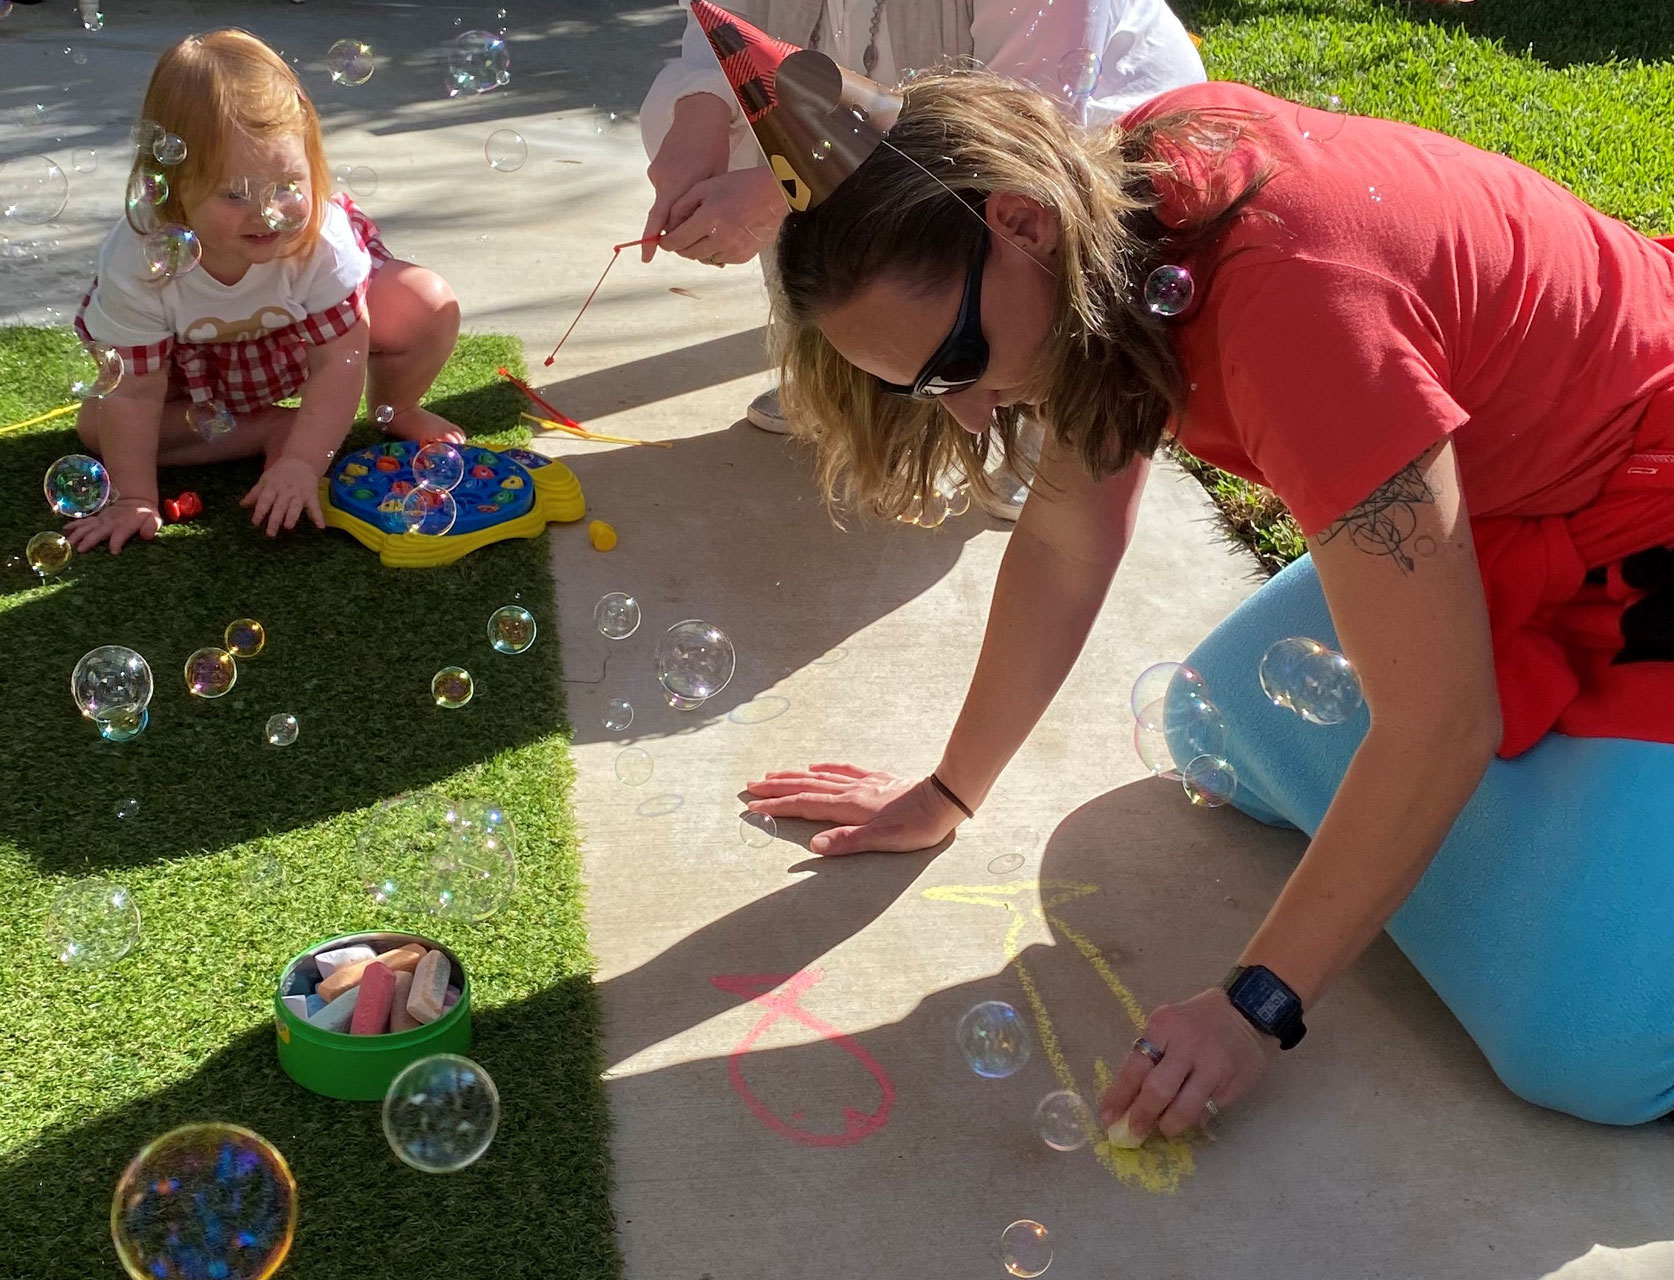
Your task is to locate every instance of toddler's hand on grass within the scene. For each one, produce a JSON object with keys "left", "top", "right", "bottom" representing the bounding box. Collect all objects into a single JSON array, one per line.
[
  {"left": 241, "top": 456, "right": 324, "bottom": 538},
  {"left": 63, "top": 498, "right": 162, "bottom": 555}
]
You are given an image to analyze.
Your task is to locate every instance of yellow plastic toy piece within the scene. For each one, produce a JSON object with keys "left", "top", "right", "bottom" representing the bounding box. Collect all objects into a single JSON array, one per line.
[
  {"left": 587, "top": 519, "right": 617, "bottom": 552},
  {"left": 319, "top": 447, "right": 586, "bottom": 569}
]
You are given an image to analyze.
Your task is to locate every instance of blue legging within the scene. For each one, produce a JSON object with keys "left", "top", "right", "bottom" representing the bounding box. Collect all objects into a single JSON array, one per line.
[{"left": 1167, "top": 554, "right": 1674, "bottom": 1125}]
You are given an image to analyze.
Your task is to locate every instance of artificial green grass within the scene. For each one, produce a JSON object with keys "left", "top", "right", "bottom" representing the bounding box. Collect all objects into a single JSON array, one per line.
[
  {"left": 1172, "top": 0, "right": 1674, "bottom": 569},
  {"left": 0, "top": 328, "right": 621, "bottom": 1279}
]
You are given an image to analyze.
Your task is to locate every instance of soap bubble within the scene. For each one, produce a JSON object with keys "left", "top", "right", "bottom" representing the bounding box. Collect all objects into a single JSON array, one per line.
[
  {"left": 726, "top": 695, "right": 789, "bottom": 724},
  {"left": 224, "top": 618, "right": 266, "bottom": 658},
  {"left": 71, "top": 148, "right": 97, "bottom": 174},
  {"left": 1034, "top": 1090, "right": 1092, "bottom": 1151},
  {"left": 594, "top": 592, "right": 640, "bottom": 639},
  {"left": 66, "top": 342, "right": 123, "bottom": 398},
  {"left": 124, "top": 165, "right": 168, "bottom": 235},
  {"left": 360, "top": 790, "right": 458, "bottom": 912},
  {"left": 445, "top": 30, "right": 510, "bottom": 97},
  {"left": 1130, "top": 662, "right": 1206, "bottom": 722},
  {"left": 142, "top": 225, "right": 201, "bottom": 279},
  {"left": 1057, "top": 47, "right": 1100, "bottom": 98},
  {"left": 184, "top": 647, "right": 237, "bottom": 698},
  {"left": 373, "top": 403, "right": 394, "bottom": 425},
  {"left": 412, "top": 441, "right": 464, "bottom": 490},
  {"left": 187, "top": 400, "right": 236, "bottom": 441},
  {"left": 1259, "top": 636, "right": 1364, "bottom": 725},
  {"left": 72, "top": 645, "right": 153, "bottom": 720},
  {"left": 383, "top": 1054, "right": 500, "bottom": 1172},
  {"left": 431, "top": 665, "right": 473, "bottom": 708},
  {"left": 116, "top": 798, "right": 139, "bottom": 819},
  {"left": 0, "top": 155, "right": 69, "bottom": 224},
  {"left": 44, "top": 453, "right": 112, "bottom": 517},
  {"left": 259, "top": 180, "right": 309, "bottom": 232},
  {"left": 98, "top": 706, "right": 148, "bottom": 742},
  {"left": 1297, "top": 94, "right": 1348, "bottom": 144},
  {"left": 111, "top": 1123, "right": 296, "bottom": 1280},
  {"left": 130, "top": 118, "right": 162, "bottom": 153},
  {"left": 0, "top": 3, "right": 13, "bottom": 18},
  {"left": 402, "top": 485, "right": 457, "bottom": 536},
  {"left": 265, "top": 713, "right": 298, "bottom": 746},
  {"left": 82, "top": 7, "right": 101, "bottom": 32},
  {"left": 988, "top": 851, "right": 1025, "bottom": 875},
  {"left": 486, "top": 604, "right": 536, "bottom": 654},
  {"left": 1000, "top": 1220, "right": 1053, "bottom": 1278},
  {"left": 152, "top": 132, "right": 187, "bottom": 165},
  {"left": 45, "top": 879, "right": 139, "bottom": 968},
  {"left": 602, "top": 697, "right": 634, "bottom": 731},
  {"left": 440, "top": 797, "right": 518, "bottom": 920},
  {"left": 326, "top": 38, "right": 374, "bottom": 85},
  {"left": 26, "top": 530, "right": 72, "bottom": 577},
  {"left": 655, "top": 619, "right": 735, "bottom": 709},
  {"left": 1181, "top": 754, "right": 1237, "bottom": 808},
  {"left": 346, "top": 165, "right": 377, "bottom": 197},
  {"left": 739, "top": 812, "right": 777, "bottom": 847},
  {"left": 1143, "top": 264, "right": 1194, "bottom": 317},
  {"left": 957, "top": 1000, "right": 1032, "bottom": 1078},
  {"left": 485, "top": 129, "right": 527, "bottom": 172},
  {"left": 615, "top": 746, "right": 653, "bottom": 786},
  {"left": 1132, "top": 703, "right": 1181, "bottom": 780}
]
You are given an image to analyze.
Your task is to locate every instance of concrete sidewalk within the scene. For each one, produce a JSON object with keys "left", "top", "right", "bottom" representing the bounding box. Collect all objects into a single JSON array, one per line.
[{"left": 3, "top": 4, "right": 1668, "bottom": 1278}]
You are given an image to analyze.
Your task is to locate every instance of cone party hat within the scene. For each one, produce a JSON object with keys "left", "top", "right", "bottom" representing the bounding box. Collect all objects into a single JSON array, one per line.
[{"left": 691, "top": 0, "right": 903, "bottom": 212}]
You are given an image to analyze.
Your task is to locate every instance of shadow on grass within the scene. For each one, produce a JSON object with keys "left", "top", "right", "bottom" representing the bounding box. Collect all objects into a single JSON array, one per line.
[
  {"left": 0, "top": 975, "right": 619, "bottom": 1280},
  {"left": 1186, "top": 0, "right": 1674, "bottom": 67},
  {"left": 0, "top": 336, "right": 565, "bottom": 876}
]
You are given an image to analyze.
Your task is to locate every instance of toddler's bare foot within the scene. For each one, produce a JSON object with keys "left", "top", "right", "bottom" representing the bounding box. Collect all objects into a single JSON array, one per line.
[{"left": 381, "top": 405, "right": 466, "bottom": 445}]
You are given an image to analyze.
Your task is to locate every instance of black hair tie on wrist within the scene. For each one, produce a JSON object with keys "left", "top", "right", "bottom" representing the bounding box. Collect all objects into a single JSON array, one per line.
[{"left": 929, "top": 771, "right": 975, "bottom": 820}]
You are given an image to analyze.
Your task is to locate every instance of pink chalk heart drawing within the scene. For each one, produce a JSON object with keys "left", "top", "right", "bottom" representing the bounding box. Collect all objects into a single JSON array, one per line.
[{"left": 710, "top": 968, "right": 895, "bottom": 1148}]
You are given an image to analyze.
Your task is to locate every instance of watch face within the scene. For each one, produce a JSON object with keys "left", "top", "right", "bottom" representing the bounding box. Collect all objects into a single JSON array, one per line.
[{"left": 1254, "top": 986, "right": 1290, "bottom": 1023}]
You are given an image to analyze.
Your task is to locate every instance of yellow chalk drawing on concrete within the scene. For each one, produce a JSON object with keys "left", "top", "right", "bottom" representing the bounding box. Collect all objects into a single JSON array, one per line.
[{"left": 924, "top": 879, "right": 1198, "bottom": 1193}]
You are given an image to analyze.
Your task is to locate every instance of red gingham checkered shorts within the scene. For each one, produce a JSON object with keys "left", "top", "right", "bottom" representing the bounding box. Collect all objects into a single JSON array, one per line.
[{"left": 74, "top": 194, "right": 394, "bottom": 418}]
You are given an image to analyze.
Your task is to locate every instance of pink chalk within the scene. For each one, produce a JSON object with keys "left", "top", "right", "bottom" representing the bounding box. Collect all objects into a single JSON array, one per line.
[
  {"left": 388, "top": 970, "right": 419, "bottom": 1032},
  {"left": 350, "top": 960, "right": 395, "bottom": 1035},
  {"left": 407, "top": 948, "right": 450, "bottom": 1024}
]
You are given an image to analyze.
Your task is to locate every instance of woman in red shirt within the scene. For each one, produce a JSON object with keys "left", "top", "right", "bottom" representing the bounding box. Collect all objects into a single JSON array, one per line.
[{"left": 723, "top": 33, "right": 1674, "bottom": 1135}]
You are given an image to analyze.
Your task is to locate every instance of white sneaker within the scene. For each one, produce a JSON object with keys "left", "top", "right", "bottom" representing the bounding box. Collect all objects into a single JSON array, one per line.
[{"left": 746, "top": 386, "right": 793, "bottom": 434}]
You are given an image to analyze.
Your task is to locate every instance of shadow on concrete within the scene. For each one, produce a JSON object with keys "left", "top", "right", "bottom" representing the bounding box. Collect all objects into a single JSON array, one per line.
[
  {"left": 542, "top": 420, "right": 1003, "bottom": 749},
  {"left": 590, "top": 777, "right": 1674, "bottom": 1276},
  {"left": 533, "top": 326, "right": 773, "bottom": 423}
]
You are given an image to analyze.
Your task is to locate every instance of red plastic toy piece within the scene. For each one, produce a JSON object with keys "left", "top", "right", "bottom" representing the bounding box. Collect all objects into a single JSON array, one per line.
[{"left": 162, "top": 491, "right": 202, "bottom": 522}]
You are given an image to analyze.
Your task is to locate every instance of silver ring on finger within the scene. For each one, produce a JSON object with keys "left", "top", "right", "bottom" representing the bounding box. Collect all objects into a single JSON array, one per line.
[
  {"left": 1132, "top": 1036, "right": 1163, "bottom": 1065},
  {"left": 1204, "top": 1097, "right": 1220, "bottom": 1122}
]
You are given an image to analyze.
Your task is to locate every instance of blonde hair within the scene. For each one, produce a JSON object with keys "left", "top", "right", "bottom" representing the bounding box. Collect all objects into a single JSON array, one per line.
[
  {"left": 127, "top": 29, "right": 331, "bottom": 257},
  {"left": 773, "top": 69, "right": 1274, "bottom": 521}
]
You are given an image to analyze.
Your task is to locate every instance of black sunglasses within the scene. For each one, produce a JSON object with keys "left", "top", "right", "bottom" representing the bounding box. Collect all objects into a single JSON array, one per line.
[{"left": 876, "top": 247, "right": 989, "bottom": 400}]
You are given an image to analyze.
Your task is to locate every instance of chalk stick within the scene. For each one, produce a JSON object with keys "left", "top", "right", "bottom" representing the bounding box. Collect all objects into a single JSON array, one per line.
[
  {"left": 307, "top": 985, "right": 361, "bottom": 1033},
  {"left": 350, "top": 960, "right": 396, "bottom": 1035},
  {"left": 443, "top": 985, "right": 460, "bottom": 1010},
  {"left": 388, "top": 970, "right": 419, "bottom": 1032},
  {"left": 316, "top": 942, "right": 427, "bottom": 1004},
  {"left": 305, "top": 993, "right": 326, "bottom": 1018},
  {"left": 281, "top": 993, "right": 309, "bottom": 1019},
  {"left": 1105, "top": 1115, "right": 1146, "bottom": 1149},
  {"left": 407, "top": 949, "right": 450, "bottom": 1024},
  {"left": 315, "top": 944, "right": 376, "bottom": 979}
]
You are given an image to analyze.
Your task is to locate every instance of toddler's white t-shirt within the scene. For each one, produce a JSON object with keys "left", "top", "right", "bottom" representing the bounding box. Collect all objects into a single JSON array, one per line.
[{"left": 80, "top": 199, "right": 371, "bottom": 353}]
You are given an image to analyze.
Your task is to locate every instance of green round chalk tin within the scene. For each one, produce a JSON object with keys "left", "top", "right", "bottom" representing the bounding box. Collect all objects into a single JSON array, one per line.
[{"left": 274, "top": 931, "right": 472, "bottom": 1101}]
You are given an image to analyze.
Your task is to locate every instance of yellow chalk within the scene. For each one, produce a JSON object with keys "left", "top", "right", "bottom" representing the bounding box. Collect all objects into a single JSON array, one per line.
[{"left": 588, "top": 519, "right": 617, "bottom": 552}]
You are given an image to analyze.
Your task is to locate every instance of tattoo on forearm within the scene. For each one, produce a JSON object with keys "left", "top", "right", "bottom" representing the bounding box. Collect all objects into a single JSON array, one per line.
[{"left": 1318, "top": 460, "right": 1435, "bottom": 574}]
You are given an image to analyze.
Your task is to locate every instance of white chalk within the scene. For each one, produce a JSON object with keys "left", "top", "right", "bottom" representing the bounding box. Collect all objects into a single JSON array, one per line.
[
  {"left": 315, "top": 944, "right": 376, "bottom": 979},
  {"left": 307, "top": 986, "right": 361, "bottom": 1033},
  {"left": 281, "top": 993, "right": 310, "bottom": 1019}
]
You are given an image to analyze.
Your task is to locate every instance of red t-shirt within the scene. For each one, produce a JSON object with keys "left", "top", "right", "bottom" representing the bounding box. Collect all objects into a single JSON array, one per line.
[{"left": 1122, "top": 82, "right": 1674, "bottom": 536}]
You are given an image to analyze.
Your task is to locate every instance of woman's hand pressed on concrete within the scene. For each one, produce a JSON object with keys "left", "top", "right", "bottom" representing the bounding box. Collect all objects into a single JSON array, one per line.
[{"left": 744, "top": 763, "right": 965, "bottom": 855}]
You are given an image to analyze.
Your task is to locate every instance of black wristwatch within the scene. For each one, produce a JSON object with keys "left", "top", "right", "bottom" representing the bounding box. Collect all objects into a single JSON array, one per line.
[{"left": 1222, "top": 964, "right": 1307, "bottom": 1050}]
